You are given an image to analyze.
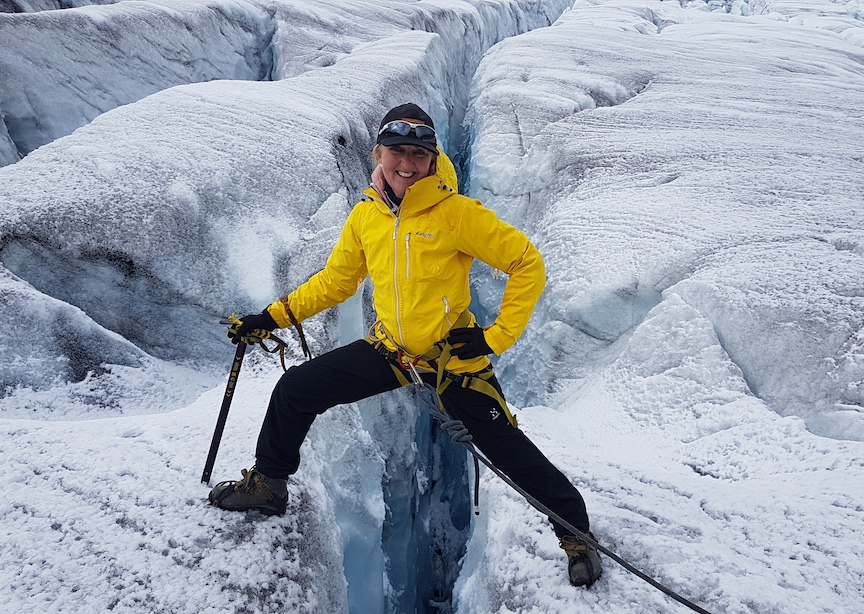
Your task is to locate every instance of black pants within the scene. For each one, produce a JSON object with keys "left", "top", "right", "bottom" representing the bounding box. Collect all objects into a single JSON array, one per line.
[{"left": 255, "top": 339, "right": 590, "bottom": 536}]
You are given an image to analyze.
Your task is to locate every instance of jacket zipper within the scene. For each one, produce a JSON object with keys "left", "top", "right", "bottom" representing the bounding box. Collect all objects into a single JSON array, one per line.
[
  {"left": 392, "top": 217, "right": 406, "bottom": 346},
  {"left": 442, "top": 295, "right": 453, "bottom": 327}
]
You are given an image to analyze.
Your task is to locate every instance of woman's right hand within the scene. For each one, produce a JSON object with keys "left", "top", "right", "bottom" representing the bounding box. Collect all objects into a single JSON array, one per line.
[{"left": 227, "top": 310, "right": 278, "bottom": 344}]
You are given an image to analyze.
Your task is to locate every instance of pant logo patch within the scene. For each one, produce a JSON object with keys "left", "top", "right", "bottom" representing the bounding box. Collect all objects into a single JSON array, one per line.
[{"left": 490, "top": 407, "right": 501, "bottom": 420}]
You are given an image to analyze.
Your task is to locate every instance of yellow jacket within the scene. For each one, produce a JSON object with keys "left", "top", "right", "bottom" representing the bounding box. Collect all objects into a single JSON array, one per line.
[{"left": 267, "top": 151, "right": 545, "bottom": 374}]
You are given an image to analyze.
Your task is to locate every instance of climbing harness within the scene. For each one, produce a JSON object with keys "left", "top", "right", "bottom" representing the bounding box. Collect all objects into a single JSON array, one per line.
[
  {"left": 364, "top": 312, "right": 517, "bottom": 428},
  {"left": 365, "top": 314, "right": 518, "bottom": 516}
]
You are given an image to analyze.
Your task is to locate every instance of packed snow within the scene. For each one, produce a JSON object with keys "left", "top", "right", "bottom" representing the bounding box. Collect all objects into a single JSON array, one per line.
[{"left": 1, "top": 0, "right": 863, "bottom": 613}]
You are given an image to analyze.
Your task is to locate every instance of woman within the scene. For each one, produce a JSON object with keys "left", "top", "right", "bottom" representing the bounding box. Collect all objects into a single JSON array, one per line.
[{"left": 209, "top": 103, "right": 602, "bottom": 587}]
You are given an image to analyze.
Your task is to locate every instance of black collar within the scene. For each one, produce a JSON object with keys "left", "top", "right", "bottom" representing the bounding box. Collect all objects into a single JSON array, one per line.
[{"left": 383, "top": 182, "right": 402, "bottom": 214}]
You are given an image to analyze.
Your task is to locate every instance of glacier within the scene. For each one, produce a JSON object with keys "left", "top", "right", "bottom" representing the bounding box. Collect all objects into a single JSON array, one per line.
[{"left": 1, "top": 0, "right": 863, "bottom": 613}]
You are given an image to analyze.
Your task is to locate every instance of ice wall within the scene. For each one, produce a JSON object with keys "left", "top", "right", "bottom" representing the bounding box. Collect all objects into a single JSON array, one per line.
[
  {"left": 1, "top": 0, "right": 122, "bottom": 11},
  {"left": 464, "top": 0, "right": 864, "bottom": 434},
  {"left": 0, "top": 0, "right": 570, "bottom": 411},
  {"left": 456, "top": 3, "right": 864, "bottom": 611},
  {"left": 0, "top": 0, "right": 275, "bottom": 167},
  {"left": 0, "top": 0, "right": 576, "bottom": 169}
]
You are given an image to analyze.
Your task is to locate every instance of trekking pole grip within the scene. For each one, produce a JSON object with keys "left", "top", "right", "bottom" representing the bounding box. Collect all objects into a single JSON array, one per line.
[{"left": 201, "top": 341, "right": 248, "bottom": 484}]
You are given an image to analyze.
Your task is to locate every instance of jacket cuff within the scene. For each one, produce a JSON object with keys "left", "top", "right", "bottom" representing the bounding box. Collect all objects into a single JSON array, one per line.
[
  {"left": 266, "top": 297, "right": 293, "bottom": 329},
  {"left": 260, "top": 307, "right": 280, "bottom": 330},
  {"left": 483, "top": 325, "right": 511, "bottom": 356}
]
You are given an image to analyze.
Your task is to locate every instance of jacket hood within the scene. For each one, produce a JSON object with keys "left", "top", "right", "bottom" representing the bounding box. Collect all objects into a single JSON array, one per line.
[
  {"left": 365, "top": 148, "right": 459, "bottom": 215},
  {"left": 434, "top": 149, "right": 459, "bottom": 190}
]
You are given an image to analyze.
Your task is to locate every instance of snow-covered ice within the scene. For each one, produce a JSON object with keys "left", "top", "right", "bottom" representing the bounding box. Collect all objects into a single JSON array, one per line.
[
  {"left": 1, "top": 0, "right": 863, "bottom": 612},
  {"left": 0, "top": 0, "right": 275, "bottom": 166},
  {"left": 460, "top": 0, "right": 864, "bottom": 611}
]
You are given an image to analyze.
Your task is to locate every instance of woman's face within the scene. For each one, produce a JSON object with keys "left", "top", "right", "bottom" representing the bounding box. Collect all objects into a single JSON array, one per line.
[{"left": 377, "top": 145, "right": 435, "bottom": 198}]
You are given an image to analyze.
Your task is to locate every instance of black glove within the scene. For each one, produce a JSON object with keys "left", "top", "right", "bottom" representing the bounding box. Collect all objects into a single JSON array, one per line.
[
  {"left": 228, "top": 309, "right": 278, "bottom": 344},
  {"left": 447, "top": 325, "right": 493, "bottom": 360}
]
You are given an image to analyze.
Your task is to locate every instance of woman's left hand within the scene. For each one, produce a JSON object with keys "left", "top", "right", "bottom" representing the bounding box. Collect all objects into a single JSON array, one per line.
[{"left": 447, "top": 326, "right": 494, "bottom": 359}]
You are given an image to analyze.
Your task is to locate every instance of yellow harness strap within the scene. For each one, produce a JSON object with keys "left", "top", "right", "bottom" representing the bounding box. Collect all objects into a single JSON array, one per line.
[{"left": 365, "top": 315, "right": 518, "bottom": 428}]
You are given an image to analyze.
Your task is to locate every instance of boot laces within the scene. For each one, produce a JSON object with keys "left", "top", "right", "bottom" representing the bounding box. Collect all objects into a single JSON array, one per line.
[
  {"left": 560, "top": 535, "right": 591, "bottom": 557},
  {"left": 230, "top": 468, "right": 274, "bottom": 500}
]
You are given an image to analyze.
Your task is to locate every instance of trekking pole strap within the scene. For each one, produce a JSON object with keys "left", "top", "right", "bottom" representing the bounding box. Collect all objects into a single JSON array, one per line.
[
  {"left": 280, "top": 302, "right": 312, "bottom": 360},
  {"left": 223, "top": 310, "right": 309, "bottom": 372},
  {"left": 255, "top": 334, "right": 290, "bottom": 371}
]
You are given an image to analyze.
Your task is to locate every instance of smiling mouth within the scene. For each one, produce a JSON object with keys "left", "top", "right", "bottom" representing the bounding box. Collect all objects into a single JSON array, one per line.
[{"left": 397, "top": 171, "right": 415, "bottom": 178}]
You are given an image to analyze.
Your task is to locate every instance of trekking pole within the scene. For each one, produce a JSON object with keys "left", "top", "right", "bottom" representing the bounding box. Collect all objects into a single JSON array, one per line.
[
  {"left": 201, "top": 312, "right": 301, "bottom": 484},
  {"left": 201, "top": 340, "right": 247, "bottom": 484}
]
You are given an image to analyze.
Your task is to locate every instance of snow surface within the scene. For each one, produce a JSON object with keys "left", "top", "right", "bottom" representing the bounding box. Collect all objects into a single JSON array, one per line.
[{"left": 1, "top": 0, "right": 863, "bottom": 612}]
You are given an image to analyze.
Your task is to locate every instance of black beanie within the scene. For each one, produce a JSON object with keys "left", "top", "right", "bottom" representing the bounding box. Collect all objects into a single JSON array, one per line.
[{"left": 377, "top": 103, "right": 438, "bottom": 154}]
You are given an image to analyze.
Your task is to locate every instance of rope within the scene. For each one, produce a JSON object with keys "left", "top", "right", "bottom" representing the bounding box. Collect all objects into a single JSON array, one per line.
[
  {"left": 437, "top": 415, "right": 481, "bottom": 515},
  {"left": 405, "top": 369, "right": 716, "bottom": 614}
]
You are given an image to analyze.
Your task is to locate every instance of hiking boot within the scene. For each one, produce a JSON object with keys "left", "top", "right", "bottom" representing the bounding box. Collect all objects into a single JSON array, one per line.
[
  {"left": 560, "top": 532, "right": 602, "bottom": 587},
  {"left": 208, "top": 467, "right": 288, "bottom": 516}
]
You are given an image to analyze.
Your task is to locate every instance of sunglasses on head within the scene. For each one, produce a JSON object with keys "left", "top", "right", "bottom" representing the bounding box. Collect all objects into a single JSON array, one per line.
[{"left": 378, "top": 120, "right": 437, "bottom": 144}]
